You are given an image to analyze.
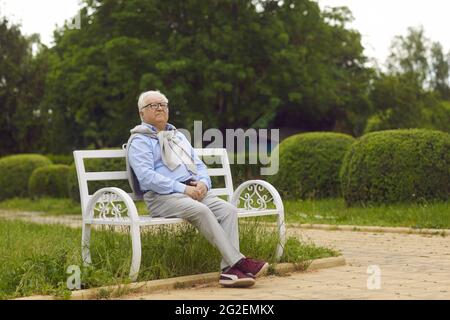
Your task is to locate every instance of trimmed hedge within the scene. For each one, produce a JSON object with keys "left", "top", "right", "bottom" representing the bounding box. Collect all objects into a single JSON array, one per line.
[
  {"left": 0, "top": 154, "right": 52, "bottom": 200},
  {"left": 340, "top": 129, "right": 450, "bottom": 205},
  {"left": 267, "top": 132, "right": 355, "bottom": 199},
  {"left": 45, "top": 154, "right": 74, "bottom": 166},
  {"left": 28, "top": 164, "right": 71, "bottom": 198}
]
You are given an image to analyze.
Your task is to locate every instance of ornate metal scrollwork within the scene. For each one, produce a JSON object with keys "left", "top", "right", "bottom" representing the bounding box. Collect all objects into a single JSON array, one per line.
[
  {"left": 238, "top": 183, "right": 274, "bottom": 210},
  {"left": 93, "top": 191, "right": 128, "bottom": 220}
]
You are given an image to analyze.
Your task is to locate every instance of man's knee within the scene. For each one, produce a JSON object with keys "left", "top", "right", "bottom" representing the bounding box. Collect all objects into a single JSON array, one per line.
[
  {"left": 216, "top": 201, "right": 238, "bottom": 221},
  {"left": 189, "top": 201, "right": 215, "bottom": 219}
]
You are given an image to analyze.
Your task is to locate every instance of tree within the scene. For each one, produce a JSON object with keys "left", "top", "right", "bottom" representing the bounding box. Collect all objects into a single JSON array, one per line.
[
  {"left": 387, "top": 26, "right": 429, "bottom": 86},
  {"left": 0, "top": 17, "right": 48, "bottom": 155},
  {"left": 365, "top": 26, "right": 450, "bottom": 133},
  {"left": 386, "top": 26, "right": 450, "bottom": 97},
  {"left": 365, "top": 73, "right": 432, "bottom": 133},
  {"left": 41, "top": 0, "right": 373, "bottom": 153},
  {"left": 430, "top": 42, "right": 450, "bottom": 99}
]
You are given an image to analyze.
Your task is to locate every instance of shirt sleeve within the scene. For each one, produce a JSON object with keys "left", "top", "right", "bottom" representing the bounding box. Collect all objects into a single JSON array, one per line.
[
  {"left": 128, "top": 135, "right": 186, "bottom": 194},
  {"left": 179, "top": 133, "right": 212, "bottom": 191}
]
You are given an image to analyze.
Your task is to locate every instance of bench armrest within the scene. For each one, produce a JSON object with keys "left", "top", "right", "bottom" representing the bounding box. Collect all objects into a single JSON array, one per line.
[
  {"left": 231, "top": 180, "right": 286, "bottom": 260},
  {"left": 231, "top": 180, "right": 284, "bottom": 213},
  {"left": 84, "top": 187, "right": 139, "bottom": 222}
]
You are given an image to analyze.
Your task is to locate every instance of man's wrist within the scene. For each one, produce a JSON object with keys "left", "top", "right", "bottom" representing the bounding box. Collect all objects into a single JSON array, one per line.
[
  {"left": 173, "top": 181, "right": 187, "bottom": 194},
  {"left": 199, "top": 179, "right": 210, "bottom": 190}
]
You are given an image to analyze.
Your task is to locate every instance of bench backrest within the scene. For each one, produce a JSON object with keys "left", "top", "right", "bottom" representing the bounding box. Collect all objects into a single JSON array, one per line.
[{"left": 73, "top": 147, "right": 234, "bottom": 216}]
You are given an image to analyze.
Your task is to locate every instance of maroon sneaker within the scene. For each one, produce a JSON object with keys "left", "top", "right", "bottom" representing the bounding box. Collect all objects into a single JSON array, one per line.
[
  {"left": 236, "top": 257, "right": 269, "bottom": 278},
  {"left": 219, "top": 265, "right": 256, "bottom": 287}
]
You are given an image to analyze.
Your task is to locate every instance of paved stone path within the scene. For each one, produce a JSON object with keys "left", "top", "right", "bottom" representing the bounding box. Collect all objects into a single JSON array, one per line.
[
  {"left": 122, "top": 228, "right": 450, "bottom": 300},
  {"left": 0, "top": 210, "right": 82, "bottom": 228}
]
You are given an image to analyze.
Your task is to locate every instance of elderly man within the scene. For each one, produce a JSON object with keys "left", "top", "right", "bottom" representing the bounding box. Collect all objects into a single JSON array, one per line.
[{"left": 126, "top": 90, "right": 268, "bottom": 288}]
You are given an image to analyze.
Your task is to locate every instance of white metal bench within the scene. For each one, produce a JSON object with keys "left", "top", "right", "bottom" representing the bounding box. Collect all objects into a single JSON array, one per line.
[{"left": 73, "top": 147, "right": 285, "bottom": 281}]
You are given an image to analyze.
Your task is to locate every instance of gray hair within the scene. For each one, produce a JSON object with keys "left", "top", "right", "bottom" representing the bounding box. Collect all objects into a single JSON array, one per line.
[{"left": 137, "top": 90, "right": 169, "bottom": 111}]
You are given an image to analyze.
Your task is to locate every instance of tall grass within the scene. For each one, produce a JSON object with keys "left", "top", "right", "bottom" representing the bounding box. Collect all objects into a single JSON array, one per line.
[{"left": 0, "top": 219, "right": 337, "bottom": 299}]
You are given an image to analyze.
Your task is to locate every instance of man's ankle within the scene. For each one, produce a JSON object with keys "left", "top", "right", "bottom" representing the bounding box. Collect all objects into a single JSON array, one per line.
[{"left": 222, "top": 257, "right": 246, "bottom": 273}]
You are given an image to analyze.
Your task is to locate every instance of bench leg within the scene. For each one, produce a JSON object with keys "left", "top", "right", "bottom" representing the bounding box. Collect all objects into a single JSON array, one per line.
[
  {"left": 82, "top": 223, "right": 92, "bottom": 265},
  {"left": 275, "top": 213, "right": 286, "bottom": 261},
  {"left": 129, "top": 224, "right": 142, "bottom": 282}
]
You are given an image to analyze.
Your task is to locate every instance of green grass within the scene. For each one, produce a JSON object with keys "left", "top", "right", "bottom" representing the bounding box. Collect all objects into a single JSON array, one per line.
[
  {"left": 0, "top": 197, "right": 81, "bottom": 216},
  {"left": 0, "top": 219, "right": 337, "bottom": 300},
  {"left": 0, "top": 197, "right": 149, "bottom": 216},
  {"left": 285, "top": 198, "right": 450, "bottom": 229},
  {"left": 1, "top": 197, "right": 449, "bottom": 229}
]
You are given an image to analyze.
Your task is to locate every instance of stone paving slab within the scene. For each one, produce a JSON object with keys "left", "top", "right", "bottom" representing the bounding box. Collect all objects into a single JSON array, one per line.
[{"left": 122, "top": 228, "right": 450, "bottom": 300}]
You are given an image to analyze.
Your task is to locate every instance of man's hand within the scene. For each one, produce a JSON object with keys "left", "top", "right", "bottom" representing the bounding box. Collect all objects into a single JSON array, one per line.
[
  {"left": 191, "top": 181, "right": 208, "bottom": 201},
  {"left": 184, "top": 185, "right": 200, "bottom": 200}
]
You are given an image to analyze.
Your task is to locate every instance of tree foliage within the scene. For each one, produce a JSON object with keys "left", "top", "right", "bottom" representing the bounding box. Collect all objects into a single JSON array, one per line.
[
  {"left": 39, "top": 0, "right": 373, "bottom": 152},
  {"left": 0, "top": 18, "right": 48, "bottom": 155},
  {"left": 365, "top": 26, "right": 450, "bottom": 133},
  {"left": 1, "top": 3, "right": 449, "bottom": 155}
]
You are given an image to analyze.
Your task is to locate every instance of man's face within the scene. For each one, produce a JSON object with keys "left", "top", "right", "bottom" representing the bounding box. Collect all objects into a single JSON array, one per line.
[{"left": 140, "top": 93, "right": 169, "bottom": 128}]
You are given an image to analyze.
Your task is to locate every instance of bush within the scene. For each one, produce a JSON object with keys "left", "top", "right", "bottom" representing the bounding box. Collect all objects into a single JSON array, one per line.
[
  {"left": 45, "top": 154, "right": 74, "bottom": 166},
  {"left": 340, "top": 129, "right": 450, "bottom": 205},
  {"left": 0, "top": 154, "right": 52, "bottom": 201},
  {"left": 68, "top": 157, "right": 131, "bottom": 203},
  {"left": 28, "top": 165, "right": 71, "bottom": 198},
  {"left": 267, "top": 132, "right": 355, "bottom": 199}
]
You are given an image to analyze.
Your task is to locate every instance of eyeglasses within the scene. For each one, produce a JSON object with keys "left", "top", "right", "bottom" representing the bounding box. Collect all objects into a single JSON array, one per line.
[{"left": 141, "top": 102, "right": 169, "bottom": 111}]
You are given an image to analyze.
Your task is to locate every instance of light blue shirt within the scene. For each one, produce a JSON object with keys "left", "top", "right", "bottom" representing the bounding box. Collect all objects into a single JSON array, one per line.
[{"left": 128, "top": 122, "right": 212, "bottom": 194}]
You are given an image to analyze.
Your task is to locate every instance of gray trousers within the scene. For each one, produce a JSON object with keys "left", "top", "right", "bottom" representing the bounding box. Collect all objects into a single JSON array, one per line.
[{"left": 143, "top": 190, "right": 245, "bottom": 270}]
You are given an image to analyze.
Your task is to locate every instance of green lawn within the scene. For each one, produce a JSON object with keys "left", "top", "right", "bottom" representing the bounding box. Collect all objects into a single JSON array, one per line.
[
  {"left": 0, "top": 197, "right": 82, "bottom": 216},
  {"left": 0, "top": 219, "right": 337, "bottom": 300},
  {"left": 1, "top": 197, "right": 449, "bottom": 229},
  {"left": 0, "top": 197, "right": 148, "bottom": 216},
  {"left": 284, "top": 198, "right": 450, "bottom": 229}
]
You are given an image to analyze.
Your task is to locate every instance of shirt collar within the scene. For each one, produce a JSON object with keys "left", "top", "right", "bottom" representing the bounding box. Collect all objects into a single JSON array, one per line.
[{"left": 141, "top": 122, "right": 176, "bottom": 132}]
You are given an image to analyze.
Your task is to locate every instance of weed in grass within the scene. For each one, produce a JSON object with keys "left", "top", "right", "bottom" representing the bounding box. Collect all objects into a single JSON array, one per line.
[
  {"left": 96, "top": 288, "right": 112, "bottom": 300},
  {"left": 266, "top": 264, "right": 277, "bottom": 276},
  {"left": 174, "top": 281, "right": 189, "bottom": 289}
]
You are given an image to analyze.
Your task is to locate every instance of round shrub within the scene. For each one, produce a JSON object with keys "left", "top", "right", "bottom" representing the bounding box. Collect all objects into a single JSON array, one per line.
[
  {"left": 267, "top": 132, "right": 355, "bottom": 199},
  {"left": 28, "top": 164, "right": 71, "bottom": 198},
  {"left": 45, "top": 154, "right": 74, "bottom": 166},
  {"left": 0, "top": 154, "right": 52, "bottom": 200},
  {"left": 340, "top": 129, "right": 450, "bottom": 205}
]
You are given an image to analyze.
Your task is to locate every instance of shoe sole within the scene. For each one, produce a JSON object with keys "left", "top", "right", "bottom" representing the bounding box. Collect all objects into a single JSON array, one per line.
[
  {"left": 254, "top": 262, "right": 270, "bottom": 278},
  {"left": 219, "top": 278, "right": 256, "bottom": 288}
]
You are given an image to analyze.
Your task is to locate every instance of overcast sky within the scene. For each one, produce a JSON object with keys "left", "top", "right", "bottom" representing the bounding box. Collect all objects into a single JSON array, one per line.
[{"left": 1, "top": 0, "right": 449, "bottom": 67}]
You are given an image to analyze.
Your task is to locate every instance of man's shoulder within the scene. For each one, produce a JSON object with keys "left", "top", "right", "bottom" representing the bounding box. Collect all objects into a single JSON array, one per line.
[{"left": 129, "top": 133, "right": 155, "bottom": 149}]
